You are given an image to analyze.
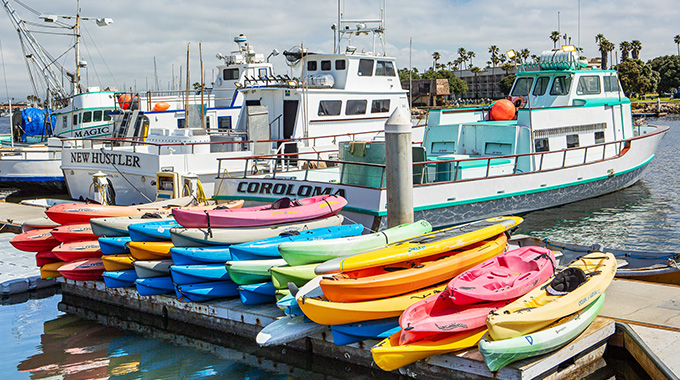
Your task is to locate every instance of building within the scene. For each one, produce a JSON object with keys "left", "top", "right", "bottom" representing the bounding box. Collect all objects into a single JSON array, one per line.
[
  {"left": 401, "top": 79, "right": 450, "bottom": 107},
  {"left": 457, "top": 66, "right": 520, "bottom": 99}
]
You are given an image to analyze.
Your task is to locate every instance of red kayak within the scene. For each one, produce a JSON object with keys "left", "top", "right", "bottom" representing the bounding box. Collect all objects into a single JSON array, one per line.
[
  {"left": 36, "top": 250, "right": 61, "bottom": 267},
  {"left": 50, "top": 223, "right": 98, "bottom": 243},
  {"left": 58, "top": 258, "right": 104, "bottom": 281},
  {"left": 52, "top": 240, "right": 102, "bottom": 262},
  {"left": 10, "top": 228, "right": 61, "bottom": 252},
  {"left": 172, "top": 195, "right": 347, "bottom": 228}
]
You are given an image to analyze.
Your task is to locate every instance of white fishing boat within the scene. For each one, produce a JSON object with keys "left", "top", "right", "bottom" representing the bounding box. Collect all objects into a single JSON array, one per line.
[
  {"left": 213, "top": 46, "right": 668, "bottom": 230},
  {"left": 61, "top": 3, "right": 416, "bottom": 205}
]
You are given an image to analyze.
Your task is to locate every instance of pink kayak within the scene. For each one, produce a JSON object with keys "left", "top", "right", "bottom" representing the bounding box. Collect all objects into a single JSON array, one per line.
[
  {"left": 399, "top": 287, "right": 507, "bottom": 345},
  {"left": 172, "top": 195, "right": 347, "bottom": 228},
  {"left": 448, "top": 246, "right": 556, "bottom": 305},
  {"left": 58, "top": 258, "right": 104, "bottom": 281}
]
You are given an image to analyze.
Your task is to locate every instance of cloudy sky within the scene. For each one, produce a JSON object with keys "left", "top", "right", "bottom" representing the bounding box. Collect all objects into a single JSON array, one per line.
[{"left": 1, "top": 0, "right": 678, "bottom": 101}]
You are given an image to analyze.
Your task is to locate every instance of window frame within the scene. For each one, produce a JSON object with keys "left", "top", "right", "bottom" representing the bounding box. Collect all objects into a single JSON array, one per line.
[
  {"left": 320, "top": 60, "right": 332, "bottom": 71},
  {"left": 532, "top": 76, "right": 550, "bottom": 96},
  {"left": 223, "top": 68, "right": 240, "bottom": 80},
  {"left": 371, "top": 99, "right": 390, "bottom": 113},
  {"left": 345, "top": 100, "right": 367, "bottom": 115},
  {"left": 358, "top": 59, "right": 374, "bottom": 77},
  {"left": 535, "top": 138, "right": 550, "bottom": 152},
  {"left": 307, "top": 61, "right": 317, "bottom": 71},
  {"left": 550, "top": 75, "right": 572, "bottom": 96},
  {"left": 566, "top": 134, "right": 580, "bottom": 148},
  {"left": 335, "top": 59, "right": 346, "bottom": 70},
  {"left": 318, "top": 100, "right": 342, "bottom": 116},
  {"left": 576, "top": 75, "right": 601, "bottom": 95},
  {"left": 511, "top": 77, "right": 534, "bottom": 97}
]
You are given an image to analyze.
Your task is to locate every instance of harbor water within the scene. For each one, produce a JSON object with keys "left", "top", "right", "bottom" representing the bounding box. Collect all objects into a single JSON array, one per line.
[{"left": 0, "top": 115, "right": 678, "bottom": 378}]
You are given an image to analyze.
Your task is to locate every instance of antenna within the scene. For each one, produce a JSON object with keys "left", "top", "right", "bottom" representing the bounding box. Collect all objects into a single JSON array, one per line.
[{"left": 335, "top": 0, "right": 386, "bottom": 56}]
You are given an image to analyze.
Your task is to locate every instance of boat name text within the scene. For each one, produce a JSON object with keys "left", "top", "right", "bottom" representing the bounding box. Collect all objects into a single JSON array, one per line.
[
  {"left": 236, "top": 181, "right": 346, "bottom": 198},
  {"left": 70, "top": 152, "right": 141, "bottom": 168}
]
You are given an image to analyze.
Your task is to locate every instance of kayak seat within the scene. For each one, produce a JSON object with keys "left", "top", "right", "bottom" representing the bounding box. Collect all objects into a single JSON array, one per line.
[
  {"left": 546, "top": 267, "right": 587, "bottom": 296},
  {"left": 271, "top": 197, "right": 295, "bottom": 209}
]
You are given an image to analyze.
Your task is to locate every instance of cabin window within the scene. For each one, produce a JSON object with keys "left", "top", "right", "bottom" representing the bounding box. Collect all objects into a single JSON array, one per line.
[
  {"left": 371, "top": 99, "right": 390, "bottom": 113},
  {"left": 93, "top": 110, "right": 103, "bottom": 122},
  {"left": 535, "top": 138, "right": 549, "bottom": 152},
  {"left": 72, "top": 114, "right": 79, "bottom": 125},
  {"left": 603, "top": 76, "right": 620, "bottom": 92},
  {"left": 550, "top": 76, "right": 572, "bottom": 96},
  {"left": 223, "top": 68, "right": 239, "bottom": 80},
  {"left": 104, "top": 111, "right": 112, "bottom": 121},
  {"left": 307, "top": 61, "right": 317, "bottom": 71},
  {"left": 318, "top": 100, "right": 342, "bottom": 116},
  {"left": 321, "top": 60, "right": 332, "bottom": 71},
  {"left": 82, "top": 111, "right": 92, "bottom": 123},
  {"left": 376, "top": 61, "right": 396, "bottom": 76},
  {"left": 335, "top": 59, "right": 346, "bottom": 70},
  {"left": 177, "top": 119, "right": 185, "bottom": 128},
  {"left": 218, "top": 116, "right": 232, "bottom": 130},
  {"left": 62, "top": 116, "right": 67, "bottom": 129},
  {"left": 358, "top": 59, "right": 374, "bottom": 76},
  {"left": 566, "top": 134, "right": 580, "bottom": 148},
  {"left": 258, "top": 68, "right": 269, "bottom": 78},
  {"left": 594, "top": 131, "right": 605, "bottom": 144},
  {"left": 532, "top": 77, "right": 550, "bottom": 96},
  {"left": 511, "top": 78, "right": 534, "bottom": 97},
  {"left": 577, "top": 76, "right": 601, "bottom": 95},
  {"left": 245, "top": 100, "right": 261, "bottom": 106},
  {"left": 346, "top": 100, "right": 367, "bottom": 115}
]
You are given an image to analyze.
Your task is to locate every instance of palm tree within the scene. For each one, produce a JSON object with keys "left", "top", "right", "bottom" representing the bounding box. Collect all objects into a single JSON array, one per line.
[
  {"left": 531, "top": 54, "right": 540, "bottom": 63},
  {"left": 620, "top": 41, "right": 631, "bottom": 60},
  {"left": 550, "top": 31, "right": 561, "bottom": 48},
  {"left": 520, "top": 49, "right": 530, "bottom": 64},
  {"left": 596, "top": 35, "right": 615, "bottom": 69},
  {"left": 674, "top": 35, "right": 680, "bottom": 56},
  {"left": 432, "top": 51, "right": 441, "bottom": 71},
  {"left": 630, "top": 40, "right": 642, "bottom": 60},
  {"left": 447, "top": 61, "right": 454, "bottom": 71},
  {"left": 457, "top": 48, "right": 468, "bottom": 70},
  {"left": 471, "top": 66, "right": 481, "bottom": 98},
  {"left": 467, "top": 51, "right": 476, "bottom": 68},
  {"left": 501, "top": 63, "right": 513, "bottom": 75}
]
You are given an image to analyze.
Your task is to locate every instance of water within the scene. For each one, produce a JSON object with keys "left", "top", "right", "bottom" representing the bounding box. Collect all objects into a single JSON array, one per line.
[{"left": 1, "top": 116, "right": 679, "bottom": 378}]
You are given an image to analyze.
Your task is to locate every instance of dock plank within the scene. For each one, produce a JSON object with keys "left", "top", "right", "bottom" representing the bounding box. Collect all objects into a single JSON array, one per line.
[
  {"left": 601, "top": 279, "right": 680, "bottom": 330},
  {"left": 0, "top": 201, "right": 49, "bottom": 232}
]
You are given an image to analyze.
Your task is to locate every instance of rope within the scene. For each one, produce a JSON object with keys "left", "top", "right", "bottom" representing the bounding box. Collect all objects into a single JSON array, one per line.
[{"left": 204, "top": 210, "right": 213, "bottom": 238}]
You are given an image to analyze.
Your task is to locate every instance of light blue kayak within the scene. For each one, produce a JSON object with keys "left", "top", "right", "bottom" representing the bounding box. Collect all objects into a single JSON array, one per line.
[
  {"left": 128, "top": 220, "right": 182, "bottom": 242},
  {"left": 103, "top": 270, "right": 138, "bottom": 288},
  {"left": 135, "top": 276, "right": 174, "bottom": 296},
  {"left": 330, "top": 317, "right": 400, "bottom": 346},
  {"left": 98, "top": 236, "right": 132, "bottom": 255},
  {"left": 170, "top": 246, "right": 232, "bottom": 265},
  {"left": 175, "top": 281, "right": 239, "bottom": 302},
  {"left": 170, "top": 264, "right": 230, "bottom": 285},
  {"left": 238, "top": 282, "right": 277, "bottom": 305}
]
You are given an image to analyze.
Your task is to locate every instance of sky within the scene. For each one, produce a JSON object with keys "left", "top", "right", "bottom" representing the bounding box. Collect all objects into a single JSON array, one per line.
[{"left": 1, "top": 0, "right": 679, "bottom": 102}]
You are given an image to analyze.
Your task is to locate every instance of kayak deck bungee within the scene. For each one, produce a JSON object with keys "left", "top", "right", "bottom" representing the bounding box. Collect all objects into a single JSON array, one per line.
[{"left": 315, "top": 216, "right": 522, "bottom": 275}]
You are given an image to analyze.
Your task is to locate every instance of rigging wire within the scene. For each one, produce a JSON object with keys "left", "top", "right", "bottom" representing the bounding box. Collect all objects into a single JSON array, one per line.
[
  {"left": 82, "top": 24, "right": 117, "bottom": 89},
  {"left": 0, "top": 36, "right": 10, "bottom": 103}
]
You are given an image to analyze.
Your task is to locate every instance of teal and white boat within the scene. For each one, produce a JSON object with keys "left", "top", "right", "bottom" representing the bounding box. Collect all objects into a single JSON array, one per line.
[{"left": 214, "top": 46, "right": 668, "bottom": 229}]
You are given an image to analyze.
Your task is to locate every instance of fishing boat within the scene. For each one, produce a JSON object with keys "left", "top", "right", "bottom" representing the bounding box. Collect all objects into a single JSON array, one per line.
[{"left": 213, "top": 46, "right": 668, "bottom": 230}]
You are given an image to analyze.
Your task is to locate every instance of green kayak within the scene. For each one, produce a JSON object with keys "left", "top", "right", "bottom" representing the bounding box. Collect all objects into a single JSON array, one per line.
[
  {"left": 278, "top": 220, "right": 432, "bottom": 266},
  {"left": 270, "top": 264, "right": 318, "bottom": 289},
  {"left": 225, "top": 259, "right": 286, "bottom": 285}
]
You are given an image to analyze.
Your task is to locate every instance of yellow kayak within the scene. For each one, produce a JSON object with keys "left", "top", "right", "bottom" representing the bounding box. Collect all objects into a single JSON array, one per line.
[
  {"left": 128, "top": 241, "right": 174, "bottom": 260},
  {"left": 101, "top": 254, "right": 135, "bottom": 271},
  {"left": 314, "top": 216, "right": 522, "bottom": 275},
  {"left": 486, "top": 252, "right": 616, "bottom": 340},
  {"left": 40, "top": 261, "right": 64, "bottom": 279},
  {"left": 371, "top": 327, "right": 487, "bottom": 372},
  {"left": 297, "top": 283, "right": 446, "bottom": 325}
]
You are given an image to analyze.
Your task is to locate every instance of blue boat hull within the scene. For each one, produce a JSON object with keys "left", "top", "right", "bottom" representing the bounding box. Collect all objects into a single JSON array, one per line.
[
  {"left": 238, "top": 282, "right": 276, "bottom": 305},
  {"left": 128, "top": 220, "right": 181, "bottom": 242},
  {"left": 103, "top": 270, "right": 138, "bottom": 288},
  {"left": 275, "top": 293, "right": 303, "bottom": 317},
  {"left": 175, "top": 280, "right": 239, "bottom": 302},
  {"left": 170, "top": 246, "right": 232, "bottom": 265},
  {"left": 330, "top": 317, "right": 400, "bottom": 346},
  {"left": 170, "top": 264, "right": 230, "bottom": 285},
  {"left": 98, "top": 236, "right": 132, "bottom": 255},
  {"left": 135, "top": 276, "right": 174, "bottom": 296}
]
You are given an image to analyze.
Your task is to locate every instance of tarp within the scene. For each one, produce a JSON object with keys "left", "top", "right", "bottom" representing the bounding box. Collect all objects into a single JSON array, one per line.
[{"left": 19, "top": 108, "right": 55, "bottom": 142}]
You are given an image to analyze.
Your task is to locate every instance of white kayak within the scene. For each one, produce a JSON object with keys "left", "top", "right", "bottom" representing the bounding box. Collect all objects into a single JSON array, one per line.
[
  {"left": 255, "top": 315, "right": 327, "bottom": 347},
  {"left": 91, "top": 215, "right": 174, "bottom": 237},
  {"left": 133, "top": 259, "right": 173, "bottom": 279}
]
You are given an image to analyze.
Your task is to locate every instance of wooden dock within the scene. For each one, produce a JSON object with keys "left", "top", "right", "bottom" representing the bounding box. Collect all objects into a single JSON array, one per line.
[{"left": 0, "top": 200, "right": 48, "bottom": 233}]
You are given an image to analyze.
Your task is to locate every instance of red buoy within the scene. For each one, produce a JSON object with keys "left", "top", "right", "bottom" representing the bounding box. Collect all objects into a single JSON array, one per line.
[
  {"left": 118, "top": 94, "right": 132, "bottom": 110},
  {"left": 152, "top": 102, "right": 170, "bottom": 111},
  {"left": 490, "top": 99, "right": 516, "bottom": 121}
]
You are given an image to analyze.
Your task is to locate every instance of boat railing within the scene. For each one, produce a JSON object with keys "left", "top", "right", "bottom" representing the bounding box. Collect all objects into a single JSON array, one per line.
[
  {"left": 112, "top": 87, "right": 238, "bottom": 112},
  {"left": 0, "top": 147, "right": 61, "bottom": 160}
]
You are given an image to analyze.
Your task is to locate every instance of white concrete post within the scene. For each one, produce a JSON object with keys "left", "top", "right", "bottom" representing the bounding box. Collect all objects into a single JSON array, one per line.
[{"left": 385, "top": 108, "right": 414, "bottom": 227}]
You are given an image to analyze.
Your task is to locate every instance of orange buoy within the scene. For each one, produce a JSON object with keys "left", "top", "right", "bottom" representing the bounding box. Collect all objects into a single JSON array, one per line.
[
  {"left": 490, "top": 99, "right": 516, "bottom": 121},
  {"left": 118, "top": 94, "right": 132, "bottom": 110},
  {"left": 152, "top": 102, "right": 170, "bottom": 111}
]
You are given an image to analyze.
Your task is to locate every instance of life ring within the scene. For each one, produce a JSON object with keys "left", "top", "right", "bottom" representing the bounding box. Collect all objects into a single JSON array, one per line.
[{"left": 508, "top": 96, "right": 526, "bottom": 108}]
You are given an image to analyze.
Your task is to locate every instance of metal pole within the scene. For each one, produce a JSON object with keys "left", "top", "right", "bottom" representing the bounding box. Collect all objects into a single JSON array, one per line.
[{"left": 385, "top": 107, "right": 413, "bottom": 227}]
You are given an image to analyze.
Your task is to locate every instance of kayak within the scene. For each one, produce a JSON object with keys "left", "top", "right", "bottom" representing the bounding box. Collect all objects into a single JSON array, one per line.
[
  {"left": 449, "top": 246, "right": 556, "bottom": 305},
  {"left": 170, "top": 246, "right": 232, "bottom": 265},
  {"left": 315, "top": 216, "right": 523, "bottom": 275},
  {"left": 170, "top": 264, "right": 231, "bottom": 285},
  {"left": 90, "top": 215, "right": 174, "bottom": 237},
  {"left": 98, "top": 236, "right": 132, "bottom": 255},
  {"left": 135, "top": 276, "right": 174, "bottom": 296},
  {"left": 133, "top": 259, "right": 173, "bottom": 278},
  {"left": 169, "top": 215, "right": 345, "bottom": 247},
  {"left": 58, "top": 258, "right": 105, "bottom": 281},
  {"left": 172, "top": 195, "right": 346, "bottom": 228},
  {"left": 479, "top": 293, "right": 605, "bottom": 372},
  {"left": 128, "top": 241, "right": 173, "bottom": 260},
  {"left": 276, "top": 293, "right": 303, "bottom": 317},
  {"left": 103, "top": 270, "right": 138, "bottom": 288},
  {"left": 255, "top": 315, "right": 327, "bottom": 347},
  {"left": 279, "top": 220, "right": 432, "bottom": 266},
  {"left": 175, "top": 281, "right": 239, "bottom": 302},
  {"left": 228, "top": 224, "right": 364, "bottom": 261},
  {"left": 331, "top": 317, "right": 400, "bottom": 346},
  {"left": 398, "top": 287, "right": 508, "bottom": 345},
  {"left": 10, "top": 228, "right": 60, "bottom": 252},
  {"left": 275, "top": 289, "right": 290, "bottom": 302},
  {"left": 270, "top": 264, "right": 318, "bottom": 290},
  {"left": 486, "top": 252, "right": 616, "bottom": 340},
  {"left": 101, "top": 254, "right": 135, "bottom": 271},
  {"left": 225, "top": 259, "right": 286, "bottom": 285},
  {"left": 238, "top": 282, "right": 277, "bottom": 305},
  {"left": 35, "top": 250, "right": 60, "bottom": 267},
  {"left": 371, "top": 327, "right": 487, "bottom": 372},
  {"left": 50, "top": 223, "right": 97, "bottom": 243},
  {"left": 52, "top": 240, "right": 102, "bottom": 262},
  {"left": 128, "top": 219, "right": 182, "bottom": 242},
  {"left": 21, "top": 217, "right": 59, "bottom": 232},
  {"left": 320, "top": 234, "right": 507, "bottom": 303},
  {"left": 40, "top": 261, "right": 64, "bottom": 279}
]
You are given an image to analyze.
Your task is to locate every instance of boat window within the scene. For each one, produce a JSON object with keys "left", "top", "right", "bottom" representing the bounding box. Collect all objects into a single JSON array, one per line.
[
  {"left": 566, "top": 134, "right": 580, "bottom": 148},
  {"left": 318, "top": 100, "right": 342, "bottom": 116},
  {"left": 532, "top": 77, "right": 550, "bottom": 96},
  {"left": 73, "top": 114, "right": 79, "bottom": 125},
  {"left": 104, "top": 111, "right": 112, "bottom": 121},
  {"left": 371, "top": 99, "right": 390, "bottom": 113},
  {"left": 307, "top": 61, "right": 317, "bottom": 71},
  {"left": 335, "top": 59, "right": 346, "bottom": 70},
  {"left": 62, "top": 116, "right": 67, "bottom": 129},
  {"left": 550, "top": 75, "right": 572, "bottom": 96},
  {"left": 321, "top": 60, "right": 332, "bottom": 71},
  {"left": 358, "top": 59, "right": 374, "bottom": 76},
  {"left": 594, "top": 131, "right": 605, "bottom": 144},
  {"left": 511, "top": 78, "right": 534, "bottom": 97},
  {"left": 535, "top": 138, "right": 549, "bottom": 152},
  {"left": 218, "top": 116, "right": 232, "bottom": 130},
  {"left": 603, "top": 76, "right": 620, "bottom": 92},
  {"left": 376, "top": 61, "right": 396, "bottom": 76},
  {"left": 245, "top": 100, "right": 261, "bottom": 106},
  {"left": 576, "top": 76, "right": 601, "bottom": 95},
  {"left": 82, "top": 111, "right": 92, "bottom": 123},
  {"left": 177, "top": 118, "right": 185, "bottom": 128},
  {"left": 258, "top": 68, "right": 269, "bottom": 78},
  {"left": 346, "top": 100, "right": 367, "bottom": 115},
  {"left": 93, "top": 110, "right": 103, "bottom": 122},
  {"left": 223, "top": 68, "right": 239, "bottom": 80}
]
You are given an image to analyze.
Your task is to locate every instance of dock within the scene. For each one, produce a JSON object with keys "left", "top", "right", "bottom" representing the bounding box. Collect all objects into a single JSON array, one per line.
[
  {"left": 0, "top": 200, "right": 48, "bottom": 233},
  {"left": 0, "top": 231, "right": 57, "bottom": 295}
]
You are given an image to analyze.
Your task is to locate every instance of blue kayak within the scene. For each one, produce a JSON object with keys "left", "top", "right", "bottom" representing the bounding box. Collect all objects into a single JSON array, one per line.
[
  {"left": 238, "top": 282, "right": 277, "bottom": 305},
  {"left": 170, "top": 264, "right": 230, "bottom": 285},
  {"left": 135, "top": 276, "right": 174, "bottom": 296},
  {"left": 99, "top": 236, "right": 132, "bottom": 255},
  {"left": 128, "top": 220, "right": 182, "bottom": 242},
  {"left": 170, "top": 246, "right": 232, "bottom": 265},
  {"left": 103, "top": 270, "right": 138, "bottom": 288},
  {"left": 229, "top": 224, "right": 364, "bottom": 261},
  {"left": 330, "top": 317, "right": 400, "bottom": 346},
  {"left": 175, "top": 281, "right": 239, "bottom": 302},
  {"left": 276, "top": 293, "right": 303, "bottom": 317}
]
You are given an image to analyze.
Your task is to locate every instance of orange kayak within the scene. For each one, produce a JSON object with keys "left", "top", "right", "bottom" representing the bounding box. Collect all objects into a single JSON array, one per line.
[
  {"left": 128, "top": 241, "right": 174, "bottom": 260},
  {"left": 320, "top": 233, "right": 507, "bottom": 303},
  {"left": 52, "top": 240, "right": 102, "bottom": 262},
  {"left": 101, "top": 254, "right": 135, "bottom": 271}
]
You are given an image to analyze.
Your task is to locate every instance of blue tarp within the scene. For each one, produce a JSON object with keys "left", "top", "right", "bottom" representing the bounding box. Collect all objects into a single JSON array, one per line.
[{"left": 19, "top": 108, "right": 55, "bottom": 142}]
